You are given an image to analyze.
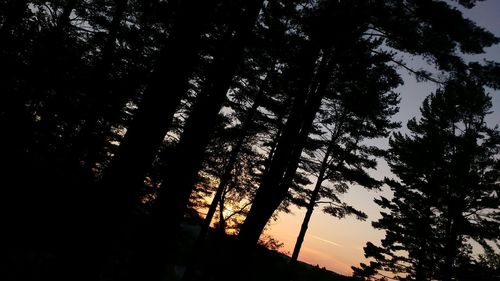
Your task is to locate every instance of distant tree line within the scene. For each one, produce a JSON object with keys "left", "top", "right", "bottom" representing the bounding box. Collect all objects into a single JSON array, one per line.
[{"left": 0, "top": 0, "right": 498, "bottom": 281}]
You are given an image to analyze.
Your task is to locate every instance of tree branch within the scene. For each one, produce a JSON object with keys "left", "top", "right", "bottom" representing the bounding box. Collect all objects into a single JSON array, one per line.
[{"left": 370, "top": 48, "right": 444, "bottom": 84}]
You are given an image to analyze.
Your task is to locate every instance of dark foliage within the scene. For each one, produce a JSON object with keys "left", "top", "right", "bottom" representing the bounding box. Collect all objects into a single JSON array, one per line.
[
  {"left": 0, "top": 0, "right": 498, "bottom": 281},
  {"left": 353, "top": 77, "right": 500, "bottom": 281}
]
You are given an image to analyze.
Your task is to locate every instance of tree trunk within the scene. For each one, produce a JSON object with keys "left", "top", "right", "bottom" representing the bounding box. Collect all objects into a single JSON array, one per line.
[
  {"left": 442, "top": 152, "right": 466, "bottom": 281},
  {"left": 218, "top": 191, "right": 226, "bottom": 234},
  {"left": 27, "top": 0, "right": 79, "bottom": 153},
  {"left": 214, "top": 44, "right": 323, "bottom": 281},
  {"left": 220, "top": 50, "right": 331, "bottom": 281},
  {"left": 151, "top": 0, "right": 265, "bottom": 238},
  {"left": 443, "top": 202, "right": 460, "bottom": 281},
  {"left": 180, "top": 68, "right": 271, "bottom": 281},
  {"left": 443, "top": 218, "right": 455, "bottom": 281},
  {"left": 237, "top": 48, "right": 329, "bottom": 249},
  {"left": 198, "top": 65, "right": 273, "bottom": 242},
  {"left": 91, "top": 0, "right": 128, "bottom": 109},
  {"left": 288, "top": 136, "right": 336, "bottom": 278},
  {"left": 99, "top": 0, "right": 127, "bottom": 76},
  {"left": 116, "top": 2, "right": 265, "bottom": 280},
  {"left": 263, "top": 114, "right": 285, "bottom": 175},
  {"left": 237, "top": 86, "right": 326, "bottom": 251},
  {"left": 72, "top": 0, "right": 128, "bottom": 172},
  {"left": 100, "top": 0, "right": 214, "bottom": 221}
]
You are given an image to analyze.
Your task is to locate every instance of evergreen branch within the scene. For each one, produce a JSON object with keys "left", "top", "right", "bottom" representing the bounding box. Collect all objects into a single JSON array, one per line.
[{"left": 370, "top": 49, "right": 444, "bottom": 84}]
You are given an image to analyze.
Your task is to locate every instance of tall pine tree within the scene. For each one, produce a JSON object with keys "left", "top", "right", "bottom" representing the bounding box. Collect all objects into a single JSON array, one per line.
[{"left": 353, "top": 77, "right": 500, "bottom": 281}]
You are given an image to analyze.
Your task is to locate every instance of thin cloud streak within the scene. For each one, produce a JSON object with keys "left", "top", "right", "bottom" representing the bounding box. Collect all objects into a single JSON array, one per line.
[{"left": 310, "top": 235, "right": 344, "bottom": 248}]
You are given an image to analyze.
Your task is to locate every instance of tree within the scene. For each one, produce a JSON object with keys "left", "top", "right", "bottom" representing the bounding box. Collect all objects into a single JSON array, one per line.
[
  {"left": 353, "top": 77, "right": 500, "bottom": 281},
  {"left": 0, "top": 0, "right": 498, "bottom": 280},
  {"left": 151, "top": 0, "right": 265, "bottom": 233},
  {"left": 189, "top": 0, "right": 302, "bottom": 247},
  {"left": 287, "top": 44, "right": 401, "bottom": 278},
  {"left": 100, "top": 0, "right": 216, "bottom": 221},
  {"left": 225, "top": 0, "right": 498, "bottom": 279},
  {"left": 105, "top": 1, "right": 268, "bottom": 280},
  {"left": 0, "top": 1, "right": 191, "bottom": 279}
]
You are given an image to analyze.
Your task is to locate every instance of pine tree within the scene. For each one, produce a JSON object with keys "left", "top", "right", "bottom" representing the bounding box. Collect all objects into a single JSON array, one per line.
[
  {"left": 0, "top": 0, "right": 498, "bottom": 280},
  {"left": 100, "top": 0, "right": 217, "bottom": 221},
  {"left": 225, "top": 0, "right": 499, "bottom": 280},
  {"left": 287, "top": 43, "right": 401, "bottom": 278},
  {"left": 353, "top": 77, "right": 500, "bottom": 281}
]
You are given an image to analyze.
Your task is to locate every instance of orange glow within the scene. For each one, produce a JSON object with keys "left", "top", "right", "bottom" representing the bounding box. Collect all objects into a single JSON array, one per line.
[
  {"left": 265, "top": 187, "right": 387, "bottom": 276},
  {"left": 193, "top": 190, "right": 248, "bottom": 235}
]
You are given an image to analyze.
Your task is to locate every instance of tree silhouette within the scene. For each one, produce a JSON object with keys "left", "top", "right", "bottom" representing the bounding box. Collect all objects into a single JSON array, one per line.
[
  {"left": 353, "top": 77, "right": 500, "bottom": 281},
  {"left": 100, "top": 0, "right": 217, "bottom": 224},
  {"left": 287, "top": 43, "right": 402, "bottom": 278},
  {"left": 213, "top": 1, "right": 499, "bottom": 280},
  {"left": 0, "top": 0, "right": 498, "bottom": 280}
]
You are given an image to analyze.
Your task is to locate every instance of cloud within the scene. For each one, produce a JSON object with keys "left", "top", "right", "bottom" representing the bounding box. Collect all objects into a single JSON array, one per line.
[{"left": 310, "top": 235, "right": 344, "bottom": 248}]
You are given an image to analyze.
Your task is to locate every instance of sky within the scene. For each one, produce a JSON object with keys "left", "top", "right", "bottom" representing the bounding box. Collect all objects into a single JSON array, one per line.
[{"left": 266, "top": 1, "right": 500, "bottom": 276}]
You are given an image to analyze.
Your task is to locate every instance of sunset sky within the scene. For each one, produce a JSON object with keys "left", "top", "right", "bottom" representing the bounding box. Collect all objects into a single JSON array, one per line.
[{"left": 266, "top": 1, "right": 500, "bottom": 276}]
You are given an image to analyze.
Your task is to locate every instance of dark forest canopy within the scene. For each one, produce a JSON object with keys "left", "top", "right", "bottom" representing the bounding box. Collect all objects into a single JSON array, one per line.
[{"left": 0, "top": 0, "right": 499, "bottom": 280}]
